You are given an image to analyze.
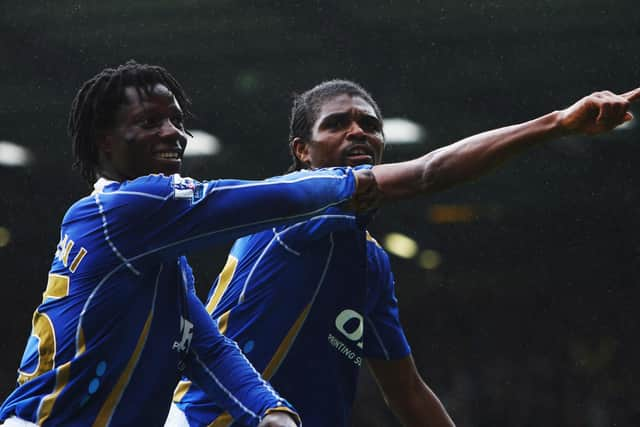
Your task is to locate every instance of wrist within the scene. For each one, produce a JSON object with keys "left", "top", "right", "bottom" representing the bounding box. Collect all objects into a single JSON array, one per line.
[
  {"left": 550, "top": 109, "right": 578, "bottom": 138},
  {"left": 263, "top": 407, "right": 301, "bottom": 426}
]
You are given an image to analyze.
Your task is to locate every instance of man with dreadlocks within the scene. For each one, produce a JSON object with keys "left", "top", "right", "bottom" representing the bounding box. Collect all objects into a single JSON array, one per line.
[
  {"left": 170, "top": 79, "right": 639, "bottom": 427},
  {"left": 0, "top": 62, "right": 381, "bottom": 427}
]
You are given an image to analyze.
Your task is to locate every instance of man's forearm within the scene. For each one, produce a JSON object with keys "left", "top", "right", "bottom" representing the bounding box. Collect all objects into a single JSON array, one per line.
[
  {"left": 373, "top": 110, "right": 567, "bottom": 199},
  {"left": 373, "top": 88, "right": 637, "bottom": 200},
  {"left": 388, "top": 381, "right": 455, "bottom": 427}
]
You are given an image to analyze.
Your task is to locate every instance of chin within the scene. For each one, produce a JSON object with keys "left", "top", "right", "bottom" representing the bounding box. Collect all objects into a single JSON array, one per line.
[{"left": 154, "top": 163, "right": 182, "bottom": 177}]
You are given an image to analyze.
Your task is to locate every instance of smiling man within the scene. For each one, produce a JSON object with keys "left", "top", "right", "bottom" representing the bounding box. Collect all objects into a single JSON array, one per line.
[
  {"left": 0, "top": 64, "right": 380, "bottom": 427},
  {"left": 170, "top": 79, "right": 639, "bottom": 427}
]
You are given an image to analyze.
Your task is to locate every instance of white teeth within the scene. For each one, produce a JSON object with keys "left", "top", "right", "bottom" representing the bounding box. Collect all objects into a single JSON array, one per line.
[{"left": 156, "top": 152, "right": 179, "bottom": 159}]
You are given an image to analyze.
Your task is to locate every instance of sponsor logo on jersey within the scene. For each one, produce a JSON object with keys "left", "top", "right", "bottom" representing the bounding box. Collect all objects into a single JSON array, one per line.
[
  {"left": 327, "top": 308, "right": 363, "bottom": 366},
  {"left": 173, "top": 316, "right": 194, "bottom": 353}
]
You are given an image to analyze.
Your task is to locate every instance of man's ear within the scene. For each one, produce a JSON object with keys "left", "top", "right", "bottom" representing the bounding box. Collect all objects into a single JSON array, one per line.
[{"left": 291, "top": 137, "right": 310, "bottom": 165}]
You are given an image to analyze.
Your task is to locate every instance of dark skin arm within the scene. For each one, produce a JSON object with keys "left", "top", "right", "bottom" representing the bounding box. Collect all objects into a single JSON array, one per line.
[
  {"left": 367, "top": 356, "right": 455, "bottom": 427},
  {"left": 258, "top": 412, "right": 298, "bottom": 427},
  {"left": 371, "top": 88, "right": 640, "bottom": 200}
]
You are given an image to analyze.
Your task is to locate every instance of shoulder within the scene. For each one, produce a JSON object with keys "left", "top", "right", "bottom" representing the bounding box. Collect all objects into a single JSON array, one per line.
[
  {"left": 92, "top": 174, "right": 208, "bottom": 201},
  {"left": 366, "top": 230, "right": 393, "bottom": 272}
]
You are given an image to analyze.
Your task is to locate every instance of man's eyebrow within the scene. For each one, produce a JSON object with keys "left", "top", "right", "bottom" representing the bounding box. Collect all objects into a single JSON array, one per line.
[{"left": 317, "top": 111, "right": 349, "bottom": 126}]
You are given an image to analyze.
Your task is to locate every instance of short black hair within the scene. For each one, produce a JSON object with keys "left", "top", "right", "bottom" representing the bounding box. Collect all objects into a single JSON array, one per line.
[
  {"left": 68, "top": 60, "right": 192, "bottom": 185},
  {"left": 287, "top": 79, "right": 383, "bottom": 171}
]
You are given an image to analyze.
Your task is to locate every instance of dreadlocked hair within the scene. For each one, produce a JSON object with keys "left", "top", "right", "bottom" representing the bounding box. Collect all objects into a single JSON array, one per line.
[
  {"left": 287, "top": 79, "right": 383, "bottom": 172},
  {"left": 68, "top": 60, "right": 192, "bottom": 185}
]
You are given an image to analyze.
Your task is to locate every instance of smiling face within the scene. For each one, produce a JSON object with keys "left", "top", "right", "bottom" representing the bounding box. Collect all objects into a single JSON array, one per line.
[
  {"left": 97, "top": 83, "right": 188, "bottom": 181},
  {"left": 293, "top": 94, "right": 384, "bottom": 169}
]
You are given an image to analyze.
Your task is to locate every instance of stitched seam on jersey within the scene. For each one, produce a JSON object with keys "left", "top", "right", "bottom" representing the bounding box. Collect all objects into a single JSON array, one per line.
[
  {"left": 239, "top": 215, "right": 353, "bottom": 303},
  {"left": 124, "top": 200, "right": 351, "bottom": 264},
  {"left": 272, "top": 214, "right": 356, "bottom": 255},
  {"left": 273, "top": 228, "right": 300, "bottom": 256},
  {"left": 94, "top": 171, "right": 351, "bottom": 202},
  {"left": 365, "top": 316, "right": 391, "bottom": 360},
  {"left": 96, "top": 190, "right": 168, "bottom": 201},
  {"left": 262, "top": 232, "right": 335, "bottom": 379},
  {"left": 94, "top": 193, "right": 140, "bottom": 276},
  {"left": 76, "top": 263, "right": 126, "bottom": 354},
  {"left": 97, "top": 265, "right": 162, "bottom": 427},
  {"left": 92, "top": 172, "right": 352, "bottom": 205},
  {"left": 36, "top": 360, "right": 71, "bottom": 425},
  {"left": 190, "top": 345, "right": 262, "bottom": 423},
  {"left": 208, "top": 172, "right": 350, "bottom": 193},
  {"left": 238, "top": 235, "right": 278, "bottom": 304}
]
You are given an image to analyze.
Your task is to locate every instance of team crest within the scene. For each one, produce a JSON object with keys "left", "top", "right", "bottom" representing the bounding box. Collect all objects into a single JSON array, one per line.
[{"left": 171, "top": 175, "right": 205, "bottom": 201}]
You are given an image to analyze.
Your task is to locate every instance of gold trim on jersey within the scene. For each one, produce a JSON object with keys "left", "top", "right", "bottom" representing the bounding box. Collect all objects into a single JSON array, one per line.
[
  {"left": 93, "top": 308, "right": 154, "bottom": 426},
  {"left": 173, "top": 380, "right": 192, "bottom": 403},
  {"left": 77, "top": 327, "right": 86, "bottom": 355},
  {"left": 204, "top": 302, "right": 312, "bottom": 426},
  {"left": 262, "top": 303, "right": 312, "bottom": 380},
  {"left": 207, "top": 412, "right": 233, "bottom": 427},
  {"left": 206, "top": 255, "right": 238, "bottom": 314},
  {"left": 37, "top": 360, "right": 71, "bottom": 424},
  {"left": 217, "top": 310, "right": 231, "bottom": 335},
  {"left": 365, "top": 230, "right": 381, "bottom": 247}
]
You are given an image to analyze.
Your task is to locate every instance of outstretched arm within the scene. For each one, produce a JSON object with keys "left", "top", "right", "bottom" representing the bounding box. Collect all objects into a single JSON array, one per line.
[
  {"left": 367, "top": 356, "right": 455, "bottom": 427},
  {"left": 373, "top": 88, "right": 640, "bottom": 200}
]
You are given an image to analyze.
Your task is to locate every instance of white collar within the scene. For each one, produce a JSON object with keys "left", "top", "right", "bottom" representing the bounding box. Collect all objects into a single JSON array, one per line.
[{"left": 91, "top": 177, "right": 118, "bottom": 195}]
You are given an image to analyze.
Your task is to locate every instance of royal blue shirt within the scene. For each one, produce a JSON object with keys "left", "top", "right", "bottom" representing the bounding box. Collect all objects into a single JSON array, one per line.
[
  {"left": 0, "top": 168, "right": 358, "bottom": 427},
  {"left": 175, "top": 167, "right": 411, "bottom": 427}
]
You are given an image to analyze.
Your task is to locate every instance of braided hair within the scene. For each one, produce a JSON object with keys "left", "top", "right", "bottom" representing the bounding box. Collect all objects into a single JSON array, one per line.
[
  {"left": 68, "top": 60, "right": 192, "bottom": 185},
  {"left": 287, "top": 79, "right": 382, "bottom": 171}
]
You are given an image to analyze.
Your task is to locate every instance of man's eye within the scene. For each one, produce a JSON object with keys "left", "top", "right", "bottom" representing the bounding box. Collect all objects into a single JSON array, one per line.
[
  {"left": 140, "top": 117, "right": 159, "bottom": 128},
  {"left": 327, "top": 116, "right": 348, "bottom": 129},
  {"left": 361, "top": 118, "right": 382, "bottom": 133}
]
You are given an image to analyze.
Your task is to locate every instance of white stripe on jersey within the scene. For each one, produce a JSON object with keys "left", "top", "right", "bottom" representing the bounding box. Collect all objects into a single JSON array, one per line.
[
  {"left": 365, "top": 316, "right": 391, "bottom": 360},
  {"left": 190, "top": 349, "right": 260, "bottom": 423},
  {"left": 238, "top": 215, "right": 354, "bottom": 303},
  {"left": 208, "top": 170, "right": 351, "bottom": 194},
  {"left": 94, "top": 193, "right": 140, "bottom": 275}
]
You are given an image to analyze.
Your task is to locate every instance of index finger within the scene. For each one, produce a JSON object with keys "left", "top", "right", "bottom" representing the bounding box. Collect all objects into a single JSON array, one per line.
[{"left": 620, "top": 87, "right": 640, "bottom": 102}]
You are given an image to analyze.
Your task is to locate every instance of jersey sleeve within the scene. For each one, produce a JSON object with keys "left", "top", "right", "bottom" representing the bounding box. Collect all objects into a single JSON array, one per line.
[
  {"left": 267, "top": 206, "right": 358, "bottom": 252},
  {"left": 269, "top": 165, "right": 376, "bottom": 250},
  {"left": 184, "top": 290, "right": 300, "bottom": 426},
  {"left": 94, "top": 167, "right": 358, "bottom": 264},
  {"left": 363, "top": 245, "right": 411, "bottom": 360}
]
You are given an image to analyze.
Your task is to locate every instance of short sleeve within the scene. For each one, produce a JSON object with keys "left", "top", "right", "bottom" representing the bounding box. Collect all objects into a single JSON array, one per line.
[{"left": 363, "top": 242, "right": 411, "bottom": 360}]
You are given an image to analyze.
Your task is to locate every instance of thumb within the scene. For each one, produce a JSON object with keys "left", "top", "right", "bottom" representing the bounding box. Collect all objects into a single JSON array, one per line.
[{"left": 623, "top": 111, "right": 634, "bottom": 122}]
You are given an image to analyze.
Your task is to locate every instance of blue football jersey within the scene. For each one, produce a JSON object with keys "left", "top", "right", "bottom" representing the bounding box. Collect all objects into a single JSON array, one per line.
[
  {"left": 174, "top": 205, "right": 411, "bottom": 426},
  {"left": 0, "top": 168, "right": 359, "bottom": 427}
]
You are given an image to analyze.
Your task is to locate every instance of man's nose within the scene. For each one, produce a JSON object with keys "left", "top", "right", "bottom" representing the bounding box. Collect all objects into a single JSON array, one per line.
[
  {"left": 346, "top": 121, "right": 366, "bottom": 139},
  {"left": 158, "top": 119, "right": 182, "bottom": 138}
]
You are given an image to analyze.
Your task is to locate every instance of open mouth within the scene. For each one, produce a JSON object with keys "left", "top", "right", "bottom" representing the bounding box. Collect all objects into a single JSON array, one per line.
[
  {"left": 153, "top": 151, "right": 182, "bottom": 161},
  {"left": 345, "top": 146, "right": 375, "bottom": 164}
]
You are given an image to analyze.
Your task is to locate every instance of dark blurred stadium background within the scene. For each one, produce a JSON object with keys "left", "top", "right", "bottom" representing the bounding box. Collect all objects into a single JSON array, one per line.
[{"left": 1, "top": 2, "right": 639, "bottom": 425}]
